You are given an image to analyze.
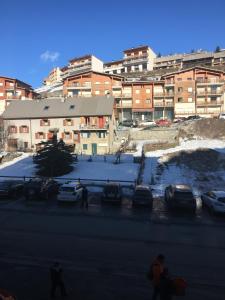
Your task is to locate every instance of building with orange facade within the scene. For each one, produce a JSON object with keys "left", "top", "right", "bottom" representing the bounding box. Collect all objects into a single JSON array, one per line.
[{"left": 0, "top": 76, "right": 37, "bottom": 115}]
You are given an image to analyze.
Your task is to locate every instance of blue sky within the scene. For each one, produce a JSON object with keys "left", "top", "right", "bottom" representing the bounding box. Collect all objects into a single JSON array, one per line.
[{"left": 0, "top": 0, "right": 225, "bottom": 87}]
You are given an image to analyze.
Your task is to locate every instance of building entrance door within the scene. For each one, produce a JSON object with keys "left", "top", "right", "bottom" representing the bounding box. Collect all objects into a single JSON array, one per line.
[{"left": 92, "top": 143, "right": 97, "bottom": 155}]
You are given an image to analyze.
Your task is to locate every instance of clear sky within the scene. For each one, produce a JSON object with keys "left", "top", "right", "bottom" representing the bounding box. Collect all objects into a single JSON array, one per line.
[{"left": 0, "top": 0, "right": 225, "bottom": 88}]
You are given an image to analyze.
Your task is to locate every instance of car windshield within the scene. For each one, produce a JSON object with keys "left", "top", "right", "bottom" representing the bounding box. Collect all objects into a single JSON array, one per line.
[
  {"left": 218, "top": 197, "right": 225, "bottom": 204},
  {"left": 60, "top": 186, "right": 74, "bottom": 192},
  {"left": 174, "top": 191, "right": 193, "bottom": 199}
]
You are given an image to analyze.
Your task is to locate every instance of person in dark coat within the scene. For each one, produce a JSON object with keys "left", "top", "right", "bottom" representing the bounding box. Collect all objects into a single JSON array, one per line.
[
  {"left": 159, "top": 268, "right": 174, "bottom": 300},
  {"left": 50, "top": 262, "right": 67, "bottom": 298},
  {"left": 81, "top": 186, "right": 88, "bottom": 209}
]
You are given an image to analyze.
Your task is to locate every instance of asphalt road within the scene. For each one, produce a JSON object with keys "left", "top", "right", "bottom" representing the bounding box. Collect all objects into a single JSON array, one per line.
[{"left": 0, "top": 197, "right": 225, "bottom": 300}]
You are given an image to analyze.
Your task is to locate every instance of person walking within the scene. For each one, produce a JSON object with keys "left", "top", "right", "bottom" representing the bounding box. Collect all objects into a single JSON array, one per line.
[
  {"left": 50, "top": 262, "right": 67, "bottom": 299},
  {"left": 148, "top": 254, "right": 165, "bottom": 300},
  {"left": 81, "top": 186, "right": 89, "bottom": 209}
]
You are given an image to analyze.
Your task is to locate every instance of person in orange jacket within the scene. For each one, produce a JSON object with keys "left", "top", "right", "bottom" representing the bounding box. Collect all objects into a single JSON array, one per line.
[{"left": 150, "top": 254, "right": 165, "bottom": 300}]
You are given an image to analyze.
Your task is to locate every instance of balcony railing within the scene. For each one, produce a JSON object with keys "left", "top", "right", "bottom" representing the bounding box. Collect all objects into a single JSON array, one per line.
[
  {"left": 154, "top": 93, "right": 164, "bottom": 97},
  {"left": 196, "top": 79, "right": 224, "bottom": 84},
  {"left": 79, "top": 124, "right": 109, "bottom": 130},
  {"left": 154, "top": 102, "right": 164, "bottom": 107},
  {"left": 197, "top": 90, "right": 223, "bottom": 95},
  {"left": 67, "top": 83, "right": 92, "bottom": 89},
  {"left": 123, "top": 57, "right": 149, "bottom": 66},
  {"left": 115, "top": 101, "right": 132, "bottom": 108},
  {"left": 196, "top": 100, "right": 223, "bottom": 106}
]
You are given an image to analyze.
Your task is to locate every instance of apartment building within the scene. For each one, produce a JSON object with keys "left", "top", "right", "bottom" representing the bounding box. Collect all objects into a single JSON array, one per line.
[
  {"left": 0, "top": 76, "right": 36, "bottom": 115},
  {"left": 61, "top": 55, "right": 104, "bottom": 79},
  {"left": 162, "top": 67, "right": 225, "bottom": 118},
  {"left": 154, "top": 50, "right": 225, "bottom": 70},
  {"left": 123, "top": 46, "right": 156, "bottom": 73},
  {"left": 43, "top": 67, "right": 62, "bottom": 85},
  {"left": 104, "top": 60, "right": 125, "bottom": 75},
  {"left": 2, "top": 97, "right": 115, "bottom": 154}
]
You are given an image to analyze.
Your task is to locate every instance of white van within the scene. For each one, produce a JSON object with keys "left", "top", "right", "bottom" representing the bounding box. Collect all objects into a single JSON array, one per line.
[{"left": 57, "top": 182, "right": 83, "bottom": 203}]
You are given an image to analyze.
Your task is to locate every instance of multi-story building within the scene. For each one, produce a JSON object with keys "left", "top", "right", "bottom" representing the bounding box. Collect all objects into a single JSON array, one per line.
[
  {"left": 2, "top": 96, "right": 115, "bottom": 154},
  {"left": 154, "top": 50, "right": 225, "bottom": 70},
  {"left": 104, "top": 60, "right": 125, "bottom": 75},
  {"left": 61, "top": 55, "right": 104, "bottom": 79},
  {"left": 123, "top": 46, "right": 156, "bottom": 73},
  {"left": 0, "top": 76, "right": 36, "bottom": 115},
  {"left": 161, "top": 66, "right": 225, "bottom": 118},
  {"left": 43, "top": 67, "right": 62, "bottom": 85}
]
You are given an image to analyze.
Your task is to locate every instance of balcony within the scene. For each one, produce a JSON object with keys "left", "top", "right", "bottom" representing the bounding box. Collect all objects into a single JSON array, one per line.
[
  {"left": 123, "top": 57, "right": 148, "bottom": 66},
  {"left": 196, "top": 100, "right": 223, "bottom": 106},
  {"left": 67, "top": 83, "right": 92, "bottom": 90},
  {"left": 154, "top": 93, "right": 164, "bottom": 98},
  {"left": 62, "top": 65, "right": 92, "bottom": 78},
  {"left": 197, "top": 90, "right": 223, "bottom": 96},
  {"left": 5, "top": 86, "right": 15, "bottom": 91},
  {"left": 124, "top": 53, "right": 148, "bottom": 60},
  {"left": 165, "top": 101, "right": 174, "bottom": 107},
  {"left": 196, "top": 79, "right": 224, "bottom": 85},
  {"left": 154, "top": 101, "right": 164, "bottom": 107},
  {"left": 165, "top": 81, "right": 175, "bottom": 86},
  {"left": 115, "top": 100, "right": 132, "bottom": 108},
  {"left": 79, "top": 124, "right": 109, "bottom": 130}
]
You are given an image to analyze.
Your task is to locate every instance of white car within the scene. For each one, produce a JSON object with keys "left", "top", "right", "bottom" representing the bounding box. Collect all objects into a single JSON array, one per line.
[
  {"left": 219, "top": 113, "right": 225, "bottom": 120},
  {"left": 138, "top": 120, "right": 156, "bottom": 127},
  {"left": 57, "top": 182, "right": 83, "bottom": 203},
  {"left": 201, "top": 191, "right": 225, "bottom": 213}
]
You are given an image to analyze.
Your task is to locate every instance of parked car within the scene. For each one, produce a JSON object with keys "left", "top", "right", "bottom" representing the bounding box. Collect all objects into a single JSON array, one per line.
[
  {"left": 139, "top": 120, "right": 156, "bottom": 127},
  {"left": 164, "top": 184, "right": 196, "bottom": 211},
  {"left": 132, "top": 185, "right": 153, "bottom": 208},
  {"left": 0, "top": 180, "right": 25, "bottom": 199},
  {"left": 24, "top": 178, "right": 59, "bottom": 200},
  {"left": 57, "top": 182, "right": 83, "bottom": 203},
  {"left": 119, "top": 119, "right": 137, "bottom": 128},
  {"left": 201, "top": 191, "right": 225, "bottom": 213},
  {"left": 219, "top": 113, "right": 225, "bottom": 120},
  {"left": 102, "top": 182, "right": 122, "bottom": 203},
  {"left": 155, "top": 119, "right": 171, "bottom": 127},
  {"left": 186, "top": 115, "right": 201, "bottom": 121}
]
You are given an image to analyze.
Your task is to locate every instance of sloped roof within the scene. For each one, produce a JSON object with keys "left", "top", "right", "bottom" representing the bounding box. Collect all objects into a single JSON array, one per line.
[
  {"left": 2, "top": 96, "right": 114, "bottom": 119},
  {"left": 161, "top": 66, "right": 225, "bottom": 78}
]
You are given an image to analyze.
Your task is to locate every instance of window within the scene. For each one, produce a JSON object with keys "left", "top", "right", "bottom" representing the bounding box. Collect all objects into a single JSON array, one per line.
[
  {"left": 104, "top": 81, "right": 110, "bottom": 84},
  {"left": 97, "top": 132, "right": 106, "bottom": 138},
  {"left": 70, "top": 105, "right": 75, "bottom": 109},
  {"left": 0, "top": 93, "right": 3, "bottom": 97},
  {"left": 142, "top": 63, "right": 147, "bottom": 70},
  {"left": 146, "top": 89, "right": 151, "bottom": 94},
  {"left": 145, "top": 99, "right": 151, "bottom": 104},
  {"left": 135, "top": 99, "right": 140, "bottom": 103},
  {"left": 188, "top": 87, "right": 193, "bottom": 93},
  {"left": 64, "top": 132, "right": 71, "bottom": 140},
  {"left": 64, "top": 119, "right": 73, "bottom": 126},
  {"left": 177, "top": 78, "right": 182, "bottom": 81},
  {"left": 178, "top": 87, "right": 183, "bottom": 92},
  {"left": 83, "top": 144, "right": 88, "bottom": 150},
  {"left": 187, "top": 78, "right": 192, "bottom": 80},
  {"left": 178, "top": 98, "right": 183, "bottom": 103},
  {"left": 135, "top": 90, "right": 140, "bottom": 94},
  {"left": 40, "top": 119, "right": 50, "bottom": 126},
  {"left": 81, "top": 132, "right": 90, "bottom": 138},
  {"left": 35, "top": 132, "right": 45, "bottom": 139},
  {"left": 95, "top": 91, "right": 100, "bottom": 95},
  {"left": 44, "top": 106, "right": 49, "bottom": 110},
  {"left": 188, "top": 97, "right": 193, "bottom": 102},
  {"left": 8, "top": 126, "right": 17, "bottom": 133},
  {"left": 95, "top": 82, "right": 100, "bottom": 85},
  {"left": 0, "top": 82, "right": 3, "bottom": 86},
  {"left": 19, "top": 125, "right": 29, "bottom": 133},
  {"left": 9, "top": 82, "right": 14, "bottom": 86},
  {"left": 211, "top": 96, "right": 217, "bottom": 102}
]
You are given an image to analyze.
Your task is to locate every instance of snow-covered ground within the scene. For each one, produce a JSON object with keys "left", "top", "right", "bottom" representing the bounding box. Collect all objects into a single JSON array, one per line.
[
  {"left": 0, "top": 139, "right": 225, "bottom": 196},
  {"left": 141, "top": 139, "right": 225, "bottom": 196},
  {"left": 0, "top": 154, "right": 139, "bottom": 183}
]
